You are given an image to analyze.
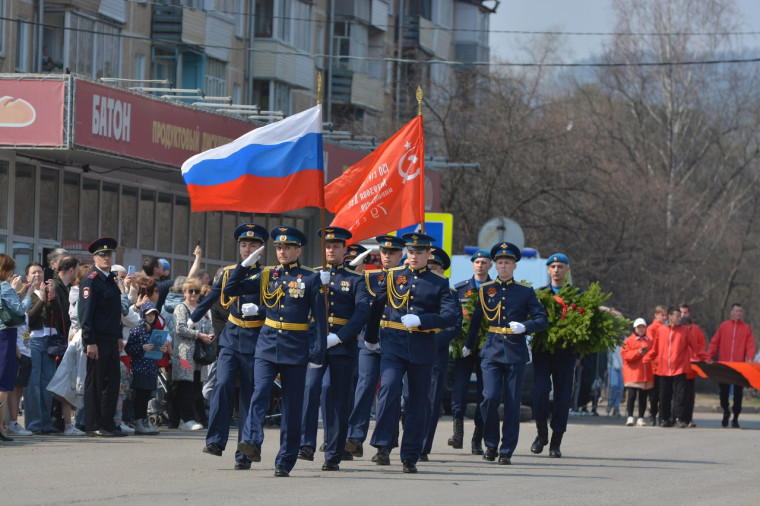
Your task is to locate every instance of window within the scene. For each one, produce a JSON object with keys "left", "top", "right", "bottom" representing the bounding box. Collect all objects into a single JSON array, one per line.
[
  {"left": 62, "top": 173, "right": 80, "bottom": 242},
  {"left": 95, "top": 24, "right": 121, "bottom": 79},
  {"left": 156, "top": 193, "right": 173, "bottom": 253},
  {"left": 410, "top": 0, "right": 432, "bottom": 19},
  {"left": 120, "top": 186, "right": 138, "bottom": 248},
  {"left": 222, "top": 213, "right": 237, "bottom": 262},
  {"left": 15, "top": 19, "right": 30, "bottom": 71},
  {"left": 139, "top": 189, "right": 155, "bottom": 250},
  {"left": 0, "top": 0, "right": 6, "bottom": 56},
  {"left": 233, "top": 84, "right": 241, "bottom": 105},
  {"left": 81, "top": 179, "right": 99, "bottom": 242},
  {"left": 152, "top": 46, "right": 176, "bottom": 83},
  {"left": 43, "top": 13, "right": 65, "bottom": 73},
  {"left": 190, "top": 212, "right": 205, "bottom": 253},
  {"left": 39, "top": 168, "right": 59, "bottom": 240},
  {"left": 62, "top": 12, "right": 121, "bottom": 79},
  {"left": 174, "top": 196, "right": 190, "bottom": 254},
  {"left": 255, "top": 0, "right": 274, "bottom": 38},
  {"left": 101, "top": 182, "right": 119, "bottom": 240},
  {"left": 134, "top": 53, "right": 146, "bottom": 82},
  {"left": 432, "top": 0, "right": 452, "bottom": 29},
  {"left": 68, "top": 14, "right": 95, "bottom": 77},
  {"left": 276, "top": 0, "right": 291, "bottom": 43},
  {"left": 0, "top": 160, "right": 8, "bottom": 229},
  {"left": 13, "top": 164, "right": 35, "bottom": 237},
  {"left": 205, "top": 58, "right": 227, "bottom": 97},
  {"left": 334, "top": 21, "right": 368, "bottom": 74},
  {"left": 292, "top": 0, "right": 310, "bottom": 51},
  {"left": 206, "top": 212, "right": 222, "bottom": 259}
]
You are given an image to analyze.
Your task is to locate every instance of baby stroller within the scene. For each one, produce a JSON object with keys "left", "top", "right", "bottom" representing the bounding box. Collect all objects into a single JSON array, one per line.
[{"left": 148, "top": 366, "right": 172, "bottom": 427}]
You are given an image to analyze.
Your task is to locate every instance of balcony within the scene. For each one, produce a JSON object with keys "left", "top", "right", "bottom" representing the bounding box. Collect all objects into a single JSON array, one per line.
[
  {"left": 330, "top": 68, "right": 384, "bottom": 112},
  {"left": 151, "top": 5, "right": 206, "bottom": 47}
]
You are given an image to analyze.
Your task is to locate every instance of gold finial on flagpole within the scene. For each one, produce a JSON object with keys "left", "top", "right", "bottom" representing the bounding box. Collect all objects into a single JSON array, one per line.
[
  {"left": 416, "top": 86, "right": 423, "bottom": 115},
  {"left": 317, "top": 73, "right": 323, "bottom": 104}
]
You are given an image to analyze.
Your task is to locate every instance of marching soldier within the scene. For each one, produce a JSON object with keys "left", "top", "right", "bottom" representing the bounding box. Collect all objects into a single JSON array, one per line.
[
  {"left": 344, "top": 243, "right": 370, "bottom": 273},
  {"left": 449, "top": 249, "right": 491, "bottom": 454},
  {"left": 197, "top": 223, "right": 267, "bottom": 470},
  {"left": 299, "top": 227, "right": 371, "bottom": 470},
  {"left": 80, "top": 237, "right": 127, "bottom": 437},
  {"left": 531, "top": 253, "right": 577, "bottom": 458},
  {"left": 366, "top": 233, "right": 458, "bottom": 473},
  {"left": 464, "top": 242, "right": 547, "bottom": 465},
  {"left": 420, "top": 248, "right": 462, "bottom": 460},
  {"left": 345, "top": 234, "right": 405, "bottom": 458},
  {"left": 237, "top": 226, "right": 327, "bottom": 477}
]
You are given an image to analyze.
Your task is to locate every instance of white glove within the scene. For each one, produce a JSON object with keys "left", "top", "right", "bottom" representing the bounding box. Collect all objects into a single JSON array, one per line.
[
  {"left": 462, "top": 346, "right": 472, "bottom": 358},
  {"left": 319, "top": 269, "right": 331, "bottom": 285},
  {"left": 241, "top": 246, "right": 265, "bottom": 267},
  {"left": 401, "top": 314, "right": 422, "bottom": 329},
  {"left": 326, "top": 333, "right": 342, "bottom": 349},
  {"left": 364, "top": 342, "right": 380, "bottom": 351},
  {"left": 307, "top": 362, "right": 322, "bottom": 369},
  {"left": 186, "top": 318, "right": 195, "bottom": 328},
  {"left": 349, "top": 249, "right": 372, "bottom": 267},
  {"left": 241, "top": 303, "right": 259, "bottom": 316},
  {"left": 509, "top": 321, "right": 526, "bottom": 334}
]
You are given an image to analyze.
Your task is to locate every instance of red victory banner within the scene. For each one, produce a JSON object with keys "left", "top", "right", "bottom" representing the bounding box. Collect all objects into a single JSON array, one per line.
[{"left": 325, "top": 115, "right": 425, "bottom": 243}]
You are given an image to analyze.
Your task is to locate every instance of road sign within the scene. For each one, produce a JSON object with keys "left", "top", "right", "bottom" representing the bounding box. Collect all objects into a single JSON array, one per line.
[{"left": 394, "top": 212, "right": 453, "bottom": 275}]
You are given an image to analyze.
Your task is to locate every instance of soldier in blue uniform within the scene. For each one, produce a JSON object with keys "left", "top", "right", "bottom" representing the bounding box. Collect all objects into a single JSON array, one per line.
[
  {"left": 531, "top": 253, "right": 576, "bottom": 458},
  {"left": 197, "top": 223, "right": 267, "bottom": 470},
  {"left": 449, "top": 249, "right": 491, "bottom": 454},
  {"left": 464, "top": 242, "right": 548, "bottom": 465},
  {"left": 345, "top": 234, "right": 405, "bottom": 458},
  {"left": 366, "top": 233, "right": 458, "bottom": 473},
  {"left": 298, "top": 227, "right": 371, "bottom": 471},
  {"left": 237, "top": 226, "right": 327, "bottom": 477},
  {"left": 420, "top": 248, "right": 462, "bottom": 461},
  {"left": 344, "top": 243, "right": 370, "bottom": 272},
  {"left": 80, "top": 237, "right": 127, "bottom": 437}
]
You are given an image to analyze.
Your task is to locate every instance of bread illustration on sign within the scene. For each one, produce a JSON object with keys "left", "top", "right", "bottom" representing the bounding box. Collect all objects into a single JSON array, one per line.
[{"left": 0, "top": 96, "right": 36, "bottom": 127}]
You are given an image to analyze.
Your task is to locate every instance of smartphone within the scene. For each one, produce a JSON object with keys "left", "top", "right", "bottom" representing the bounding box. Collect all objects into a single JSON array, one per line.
[
  {"left": 127, "top": 265, "right": 136, "bottom": 275},
  {"left": 196, "top": 239, "right": 202, "bottom": 247}
]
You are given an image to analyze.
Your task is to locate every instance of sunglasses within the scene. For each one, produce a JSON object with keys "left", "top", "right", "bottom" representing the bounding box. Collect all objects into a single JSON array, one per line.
[
  {"left": 95, "top": 251, "right": 113, "bottom": 257},
  {"left": 186, "top": 289, "right": 201, "bottom": 295}
]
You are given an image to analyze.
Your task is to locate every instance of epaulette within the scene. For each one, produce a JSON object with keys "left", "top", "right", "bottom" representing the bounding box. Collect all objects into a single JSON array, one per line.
[
  {"left": 300, "top": 265, "right": 316, "bottom": 273},
  {"left": 388, "top": 266, "right": 405, "bottom": 271},
  {"left": 479, "top": 279, "right": 497, "bottom": 290},
  {"left": 454, "top": 279, "right": 469, "bottom": 289},
  {"left": 430, "top": 270, "right": 447, "bottom": 279},
  {"left": 223, "top": 264, "right": 236, "bottom": 271},
  {"left": 363, "top": 268, "right": 382, "bottom": 274},
  {"left": 515, "top": 281, "right": 532, "bottom": 287},
  {"left": 87, "top": 270, "right": 98, "bottom": 280}
]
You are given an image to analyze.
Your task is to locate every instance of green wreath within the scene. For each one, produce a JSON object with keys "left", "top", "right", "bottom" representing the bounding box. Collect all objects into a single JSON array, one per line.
[{"left": 450, "top": 291, "right": 488, "bottom": 359}]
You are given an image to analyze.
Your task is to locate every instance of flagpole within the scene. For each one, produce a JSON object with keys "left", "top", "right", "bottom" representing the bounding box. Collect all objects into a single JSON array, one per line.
[
  {"left": 416, "top": 86, "right": 426, "bottom": 235},
  {"left": 318, "top": 73, "right": 330, "bottom": 321}
]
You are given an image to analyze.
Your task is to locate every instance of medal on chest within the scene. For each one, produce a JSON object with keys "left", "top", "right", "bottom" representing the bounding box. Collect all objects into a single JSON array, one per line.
[
  {"left": 341, "top": 280, "right": 351, "bottom": 292},
  {"left": 288, "top": 275, "right": 306, "bottom": 298}
]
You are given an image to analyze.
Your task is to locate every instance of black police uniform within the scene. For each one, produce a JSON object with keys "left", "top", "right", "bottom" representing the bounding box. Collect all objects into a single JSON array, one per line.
[{"left": 80, "top": 237, "right": 123, "bottom": 435}]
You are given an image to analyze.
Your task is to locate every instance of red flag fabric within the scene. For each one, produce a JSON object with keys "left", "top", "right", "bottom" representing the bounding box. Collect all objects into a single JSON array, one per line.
[
  {"left": 324, "top": 116, "right": 425, "bottom": 243},
  {"left": 691, "top": 361, "right": 760, "bottom": 390}
]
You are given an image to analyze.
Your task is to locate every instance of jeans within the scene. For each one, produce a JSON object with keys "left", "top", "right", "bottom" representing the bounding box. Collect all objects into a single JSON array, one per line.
[{"left": 25, "top": 336, "right": 57, "bottom": 432}]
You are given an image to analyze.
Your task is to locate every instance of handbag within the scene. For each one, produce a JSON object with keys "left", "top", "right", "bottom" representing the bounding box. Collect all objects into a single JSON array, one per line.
[
  {"left": 47, "top": 333, "right": 68, "bottom": 358},
  {"left": 0, "top": 300, "right": 26, "bottom": 327},
  {"left": 193, "top": 339, "right": 216, "bottom": 365}
]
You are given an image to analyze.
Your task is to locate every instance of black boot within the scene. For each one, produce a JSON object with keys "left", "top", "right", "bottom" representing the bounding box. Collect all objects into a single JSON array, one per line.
[
  {"left": 531, "top": 421, "right": 549, "bottom": 454},
  {"left": 471, "top": 425, "right": 484, "bottom": 455},
  {"left": 447, "top": 417, "right": 463, "bottom": 449},
  {"left": 549, "top": 431, "right": 563, "bottom": 458}
]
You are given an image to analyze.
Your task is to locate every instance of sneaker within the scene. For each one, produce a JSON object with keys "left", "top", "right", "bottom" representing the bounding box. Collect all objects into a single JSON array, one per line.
[
  {"left": 179, "top": 420, "right": 204, "bottom": 431},
  {"left": 7, "top": 422, "right": 32, "bottom": 436},
  {"left": 625, "top": 416, "right": 635, "bottom": 427},
  {"left": 63, "top": 425, "right": 85, "bottom": 436},
  {"left": 134, "top": 419, "right": 151, "bottom": 435},
  {"left": 636, "top": 417, "right": 647, "bottom": 427},
  {"left": 146, "top": 419, "right": 160, "bottom": 435},
  {"left": 118, "top": 422, "right": 136, "bottom": 435}
]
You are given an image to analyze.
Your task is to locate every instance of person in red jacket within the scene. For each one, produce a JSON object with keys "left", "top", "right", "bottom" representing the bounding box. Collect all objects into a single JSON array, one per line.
[
  {"left": 679, "top": 304, "right": 705, "bottom": 428},
  {"left": 643, "top": 307, "right": 707, "bottom": 428},
  {"left": 621, "top": 318, "right": 654, "bottom": 427},
  {"left": 645, "top": 306, "right": 667, "bottom": 425},
  {"left": 706, "top": 303, "right": 756, "bottom": 428}
]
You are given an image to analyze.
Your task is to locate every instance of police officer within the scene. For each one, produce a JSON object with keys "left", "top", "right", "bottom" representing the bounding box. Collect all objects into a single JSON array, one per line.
[
  {"left": 464, "top": 242, "right": 547, "bottom": 465},
  {"left": 449, "top": 249, "right": 491, "bottom": 454},
  {"left": 237, "top": 226, "right": 327, "bottom": 477},
  {"left": 366, "top": 233, "right": 458, "bottom": 473},
  {"left": 531, "top": 253, "right": 577, "bottom": 458},
  {"left": 80, "top": 237, "right": 127, "bottom": 437},
  {"left": 198, "top": 224, "right": 268, "bottom": 470},
  {"left": 298, "top": 227, "right": 371, "bottom": 471},
  {"left": 345, "top": 234, "right": 405, "bottom": 458},
  {"left": 420, "top": 248, "right": 462, "bottom": 461}
]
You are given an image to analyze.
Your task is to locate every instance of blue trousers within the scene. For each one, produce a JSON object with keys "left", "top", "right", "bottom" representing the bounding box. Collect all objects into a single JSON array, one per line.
[
  {"left": 205, "top": 347, "right": 254, "bottom": 464},
  {"left": 347, "top": 348, "right": 381, "bottom": 441},
  {"left": 24, "top": 336, "right": 56, "bottom": 432},
  {"left": 242, "top": 358, "right": 306, "bottom": 472},
  {"left": 481, "top": 359, "right": 525, "bottom": 457},
  {"left": 422, "top": 346, "right": 449, "bottom": 454},
  {"left": 450, "top": 353, "right": 483, "bottom": 426},
  {"left": 532, "top": 350, "right": 576, "bottom": 434},
  {"left": 371, "top": 354, "right": 432, "bottom": 463}
]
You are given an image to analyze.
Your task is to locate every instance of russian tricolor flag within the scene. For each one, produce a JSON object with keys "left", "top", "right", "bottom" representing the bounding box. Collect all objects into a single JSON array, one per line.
[{"left": 181, "top": 105, "right": 324, "bottom": 213}]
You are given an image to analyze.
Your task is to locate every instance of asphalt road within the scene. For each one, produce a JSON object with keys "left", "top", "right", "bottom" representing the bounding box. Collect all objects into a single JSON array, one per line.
[{"left": 3, "top": 412, "right": 758, "bottom": 505}]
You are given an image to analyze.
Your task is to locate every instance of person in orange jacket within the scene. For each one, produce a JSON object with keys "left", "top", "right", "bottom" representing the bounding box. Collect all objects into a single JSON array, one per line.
[
  {"left": 643, "top": 307, "right": 707, "bottom": 428},
  {"left": 621, "top": 318, "right": 654, "bottom": 427},
  {"left": 679, "top": 304, "right": 706, "bottom": 428},
  {"left": 706, "top": 303, "right": 756, "bottom": 428},
  {"left": 645, "top": 306, "right": 667, "bottom": 425}
]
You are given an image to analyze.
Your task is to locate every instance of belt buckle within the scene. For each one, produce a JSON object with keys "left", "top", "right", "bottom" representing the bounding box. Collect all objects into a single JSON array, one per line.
[
  {"left": 501, "top": 327, "right": 508, "bottom": 334},
  {"left": 274, "top": 321, "right": 282, "bottom": 329}
]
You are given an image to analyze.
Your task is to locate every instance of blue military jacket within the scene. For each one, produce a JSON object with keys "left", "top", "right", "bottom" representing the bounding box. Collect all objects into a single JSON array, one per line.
[
  {"left": 317, "top": 263, "right": 371, "bottom": 358},
  {"left": 203, "top": 262, "right": 265, "bottom": 355},
  {"left": 79, "top": 267, "right": 122, "bottom": 345},
  {"left": 436, "top": 287, "right": 463, "bottom": 352},
  {"left": 455, "top": 275, "right": 490, "bottom": 302},
  {"left": 357, "top": 268, "right": 390, "bottom": 354},
  {"left": 366, "top": 266, "right": 458, "bottom": 365},
  {"left": 255, "top": 261, "right": 326, "bottom": 366},
  {"left": 465, "top": 277, "right": 548, "bottom": 364}
]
